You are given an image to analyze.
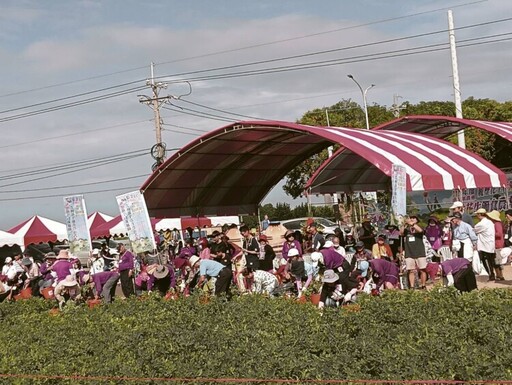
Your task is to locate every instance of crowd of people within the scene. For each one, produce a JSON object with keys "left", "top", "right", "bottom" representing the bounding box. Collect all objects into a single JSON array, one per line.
[{"left": 1, "top": 201, "right": 511, "bottom": 309}]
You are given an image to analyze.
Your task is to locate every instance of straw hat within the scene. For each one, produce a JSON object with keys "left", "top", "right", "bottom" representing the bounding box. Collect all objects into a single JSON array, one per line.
[
  {"left": 153, "top": 265, "right": 169, "bottom": 279},
  {"left": 487, "top": 210, "right": 501, "bottom": 222},
  {"left": 61, "top": 274, "right": 78, "bottom": 287},
  {"left": 322, "top": 269, "right": 339, "bottom": 283},
  {"left": 57, "top": 250, "right": 69, "bottom": 260},
  {"left": 473, "top": 208, "right": 487, "bottom": 216},
  {"left": 189, "top": 255, "right": 200, "bottom": 268}
]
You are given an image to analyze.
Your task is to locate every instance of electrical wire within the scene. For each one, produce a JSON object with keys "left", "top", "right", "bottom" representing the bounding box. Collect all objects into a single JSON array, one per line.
[
  {"left": 0, "top": 119, "right": 150, "bottom": 150},
  {"left": 1, "top": 16, "right": 509, "bottom": 123},
  {"left": 162, "top": 106, "right": 233, "bottom": 123},
  {"left": 0, "top": 186, "right": 141, "bottom": 201},
  {"left": 0, "top": 86, "right": 147, "bottom": 123},
  {"left": 164, "top": 33, "right": 512, "bottom": 84},
  {"left": 156, "top": 17, "right": 512, "bottom": 84},
  {"left": 0, "top": 174, "right": 149, "bottom": 194},
  {"left": 156, "top": 0, "right": 489, "bottom": 67},
  {"left": 0, "top": 149, "right": 150, "bottom": 179},
  {"left": 0, "top": 153, "right": 148, "bottom": 189},
  {"left": 0, "top": 0, "right": 485, "bottom": 101},
  {"left": 179, "top": 99, "right": 265, "bottom": 121}
]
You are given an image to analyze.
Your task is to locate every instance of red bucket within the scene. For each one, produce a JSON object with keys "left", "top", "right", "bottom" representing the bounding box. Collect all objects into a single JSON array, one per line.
[{"left": 41, "top": 287, "right": 55, "bottom": 300}]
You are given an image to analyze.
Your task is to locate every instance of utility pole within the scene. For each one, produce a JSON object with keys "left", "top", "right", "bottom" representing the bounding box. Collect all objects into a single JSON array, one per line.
[
  {"left": 390, "top": 94, "right": 405, "bottom": 118},
  {"left": 150, "top": 63, "right": 163, "bottom": 146},
  {"left": 139, "top": 63, "right": 168, "bottom": 171},
  {"left": 448, "top": 10, "right": 465, "bottom": 149}
]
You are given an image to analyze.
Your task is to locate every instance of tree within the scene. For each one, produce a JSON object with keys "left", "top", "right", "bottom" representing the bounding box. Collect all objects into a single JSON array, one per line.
[{"left": 281, "top": 97, "right": 512, "bottom": 199}]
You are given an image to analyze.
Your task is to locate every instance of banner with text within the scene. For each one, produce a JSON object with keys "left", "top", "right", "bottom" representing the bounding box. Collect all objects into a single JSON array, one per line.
[
  {"left": 63, "top": 195, "right": 92, "bottom": 254},
  {"left": 116, "top": 190, "right": 156, "bottom": 253},
  {"left": 391, "top": 164, "right": 407, "bottom": 218}
]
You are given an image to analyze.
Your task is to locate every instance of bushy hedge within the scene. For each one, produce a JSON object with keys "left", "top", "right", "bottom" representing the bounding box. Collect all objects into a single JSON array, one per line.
[{"left": 1, "top": 288, "right": 512, "bottom": 384}]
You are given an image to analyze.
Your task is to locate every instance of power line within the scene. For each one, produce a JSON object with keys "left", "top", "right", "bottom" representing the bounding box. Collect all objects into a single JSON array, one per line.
[
  {"left": 0, "top": 186, "right": 141, "bottom": 201},
  {"left": 154, "top": 17, "right": 512, "bottom": 84},
  {"left": 0, "top": 81, "right": 146, "bottom": 115},
  {"left": 162, "top": 105, "right": 233, "bottom": 123},
  {"left": 0, "top": 86, "right": 147, "bottom": 123},
  {"left": 164, "top": 34, "right": 512, "bottom": 85},
  {"left": 0, "top": 0, "right": 485, "bottom": 100},
  {"left": 0, "top": 148, "right": 149, "bottom": 179},
  {"left": 0, "top": 119, "right": 150, "bottom": 150},
  {"left": 179, "top": 99, "right": 265, "bottom": 121},
  {"left": 0, "top": 153, "right": 148, "bottom": 189},
  {"left": 0, "top": 174, "right": 149, "bottom": 194},
  {"left": 1, "top": 20, "right": 510, "bottom": 124}
]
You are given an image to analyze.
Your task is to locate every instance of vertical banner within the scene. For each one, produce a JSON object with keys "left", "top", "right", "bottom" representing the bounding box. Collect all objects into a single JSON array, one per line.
[
  {"left": 63, "top": 195, "right": 92, "bottom": 254},
  {"left": 391, "top": 164, "right": 407, "bottom": 219},
  {"left": 116, "top": 190, "right": 156, "bottom": 254}
]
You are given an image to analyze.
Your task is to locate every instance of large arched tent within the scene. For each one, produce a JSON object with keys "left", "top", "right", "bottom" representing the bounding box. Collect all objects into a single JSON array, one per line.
[
  {"left": 141, "top": 121, "right": 507, "bottom": 217},
  {"left": 307, "top": 116, "right": 512, "bottom": 194}
]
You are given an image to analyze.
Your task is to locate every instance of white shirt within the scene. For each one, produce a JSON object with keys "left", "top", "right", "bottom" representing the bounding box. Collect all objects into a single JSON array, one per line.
[
  {"left": 474, "top": 217, "right": 495, "bottom": 253},
  {"left": 1, "top": 264, "right": 10, "bottom": 276},
  {"left": 252, "top": 270, "right": 278, "bottom": 294}
]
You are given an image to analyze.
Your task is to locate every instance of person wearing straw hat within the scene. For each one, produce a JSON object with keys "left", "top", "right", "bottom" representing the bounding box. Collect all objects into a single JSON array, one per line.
[
  {"left": 50, "top": 250, "right": 73, "bottom": 284},
  {"left": 487, "top": 210, "right": 506, "bottom": 281},
  {"left": 151, "top": 262, "right": 176, "bottom": 296},
  {"left": 473, "top": 208, "right": 496, "bottom": 280},
  {"left": 54, "top": 274, "right": 82, "bottom": 309}
]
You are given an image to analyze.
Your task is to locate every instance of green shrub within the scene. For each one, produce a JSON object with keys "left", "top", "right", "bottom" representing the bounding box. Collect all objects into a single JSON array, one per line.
[{"left": 1, "top": 289, "right": 512, "bottom": 384}]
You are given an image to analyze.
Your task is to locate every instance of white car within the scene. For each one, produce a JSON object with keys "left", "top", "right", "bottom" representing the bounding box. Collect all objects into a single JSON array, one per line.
[{"left": 279, "top": 217, "right": 339, "bottom": 239}]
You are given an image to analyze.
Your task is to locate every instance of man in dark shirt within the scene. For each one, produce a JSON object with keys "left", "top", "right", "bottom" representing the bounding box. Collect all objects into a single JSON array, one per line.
[{"left": 400, "top": 215, "right": 427, "bottom": 289}]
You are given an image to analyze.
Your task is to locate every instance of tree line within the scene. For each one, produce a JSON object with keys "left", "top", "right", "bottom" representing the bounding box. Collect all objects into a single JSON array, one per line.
[{"left": 283, "top": 97, "right": 512, "bottom": 199}]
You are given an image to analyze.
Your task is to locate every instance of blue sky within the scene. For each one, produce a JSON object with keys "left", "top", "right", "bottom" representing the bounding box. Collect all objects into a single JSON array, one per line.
[{"left": 0, "top": 0, "right": 510, "bottom": 228}]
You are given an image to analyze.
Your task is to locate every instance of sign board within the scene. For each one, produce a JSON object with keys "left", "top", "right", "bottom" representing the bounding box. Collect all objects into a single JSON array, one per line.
[
  {"left": 63, "top": 195, "right": 92, "bottom": 254},
  {"left": 116, "top": 190, "right": 156, "bottom": 253},
  {"left": 391, "top": 164, "right": 407, "bottom": 218}
]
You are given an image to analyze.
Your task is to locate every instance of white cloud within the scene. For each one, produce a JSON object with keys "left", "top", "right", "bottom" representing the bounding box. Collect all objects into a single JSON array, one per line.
[{"left": 0, "top": 0, "right": 510, "bottom": 227}]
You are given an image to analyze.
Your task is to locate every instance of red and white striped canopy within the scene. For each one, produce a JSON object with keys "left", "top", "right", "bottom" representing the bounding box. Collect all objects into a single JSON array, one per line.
[
  {"left": 372, "top": 115, "right": 512, "bottom": 141},
  {"left": 141, "top": 120, "right": 507, "bottom": 216},
  {"left": 8, "top": 215, "right": 68, "bottom": 246},
  {"left": 305, "top": 126, "right": 508, "bottom": 193}
]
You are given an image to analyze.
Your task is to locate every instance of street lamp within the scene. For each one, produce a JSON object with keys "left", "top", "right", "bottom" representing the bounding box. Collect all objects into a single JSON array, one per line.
[{"left": 347, "top": 74, "right": 375, "bottom": 130}]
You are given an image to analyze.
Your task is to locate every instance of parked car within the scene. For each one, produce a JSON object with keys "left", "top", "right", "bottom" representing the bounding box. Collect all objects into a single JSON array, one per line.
[{"left": 279, "top": 217, "right": 339, "bottom": 239}]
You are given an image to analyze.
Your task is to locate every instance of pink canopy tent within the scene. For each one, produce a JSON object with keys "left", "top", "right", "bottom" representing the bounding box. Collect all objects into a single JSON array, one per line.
[
  {"left": 90, "top": 215, "right": 222, "bottom": 238},
  {"left": 8, "top": 215, "right": 67, "bottom": 246},
  {"left": 87, "top": 211, "right": 114, "bottom": 234},
  {"left": 0, "top": 230, "right": 24, "bottom": 248}
]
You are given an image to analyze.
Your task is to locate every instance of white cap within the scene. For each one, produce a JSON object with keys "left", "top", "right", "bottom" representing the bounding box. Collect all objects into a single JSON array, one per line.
[
  {"left": 92, "top": 248, "right": 100, "bottom": 255},
  {"left": 323, "top": 240, "right": 334, "bottom": 248},
  {"left": 288, "top": 248, "right": 300, "bottom": 257},
  {"left": 5, "top": 257, "right": 12, "bottom": 264},
  {"left": 450, "top": 201, "right": 463, "bottom": 209},
  {"left": 310, "top": 252, "right": 322, "bottom": 266}
]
